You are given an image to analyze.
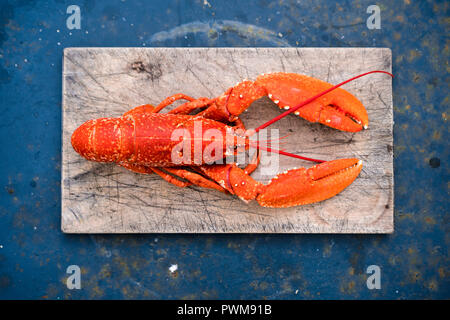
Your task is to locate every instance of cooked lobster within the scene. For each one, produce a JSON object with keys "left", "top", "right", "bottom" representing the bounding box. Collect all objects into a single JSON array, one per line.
[{"left": 71, "top": 71, "right": 392, "bottom": 207}]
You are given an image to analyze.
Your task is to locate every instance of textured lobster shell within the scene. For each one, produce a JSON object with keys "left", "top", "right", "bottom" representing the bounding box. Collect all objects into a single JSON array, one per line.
[{"left": 71, "top": 113, "right": 241, "bottom": 166}]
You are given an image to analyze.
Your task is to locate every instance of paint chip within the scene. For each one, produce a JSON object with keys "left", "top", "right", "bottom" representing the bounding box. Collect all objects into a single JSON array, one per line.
[{"left": 169, "top": 264, "right": 178, "bottom": 273}]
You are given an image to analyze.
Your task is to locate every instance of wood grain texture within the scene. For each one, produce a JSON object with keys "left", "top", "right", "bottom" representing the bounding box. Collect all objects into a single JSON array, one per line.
[{"left": 62, "top": 48, "right": 393, "bottom": 233}]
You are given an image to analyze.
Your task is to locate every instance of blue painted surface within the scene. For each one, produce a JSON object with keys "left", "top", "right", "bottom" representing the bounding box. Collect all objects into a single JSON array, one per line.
[{"left": 0, "top": 0, "right": 448, "bottom": 299}]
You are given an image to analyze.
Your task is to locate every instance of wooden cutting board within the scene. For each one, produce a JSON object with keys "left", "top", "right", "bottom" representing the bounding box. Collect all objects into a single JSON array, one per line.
[{"left": 62, "top": 47, "right": 393, "bottom": 233}]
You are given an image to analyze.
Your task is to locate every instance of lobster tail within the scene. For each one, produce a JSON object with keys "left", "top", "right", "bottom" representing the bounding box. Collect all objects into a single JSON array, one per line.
[{"left": 71, "top": 118, "right": 129, "bottom": 162}]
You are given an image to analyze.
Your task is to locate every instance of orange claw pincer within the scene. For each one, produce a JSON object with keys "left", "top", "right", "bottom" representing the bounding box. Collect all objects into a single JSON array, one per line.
[
  {"left": 197, "top": 158, "right": 362, "bottom": 208},
  {"left": 200, "top": 71, "right": 393, "bottom": 132}
]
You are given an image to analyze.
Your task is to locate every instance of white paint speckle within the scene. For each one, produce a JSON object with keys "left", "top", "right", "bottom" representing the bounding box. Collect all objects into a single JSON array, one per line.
[
  {"left": 295, "top": 289, "right": 299, "bottom": 294},
  {"left": 0, "top": 245, "right": 3, "bottom": 249},
  {"left": 169, "top": 264, "right": 178, "bottom": 273}
]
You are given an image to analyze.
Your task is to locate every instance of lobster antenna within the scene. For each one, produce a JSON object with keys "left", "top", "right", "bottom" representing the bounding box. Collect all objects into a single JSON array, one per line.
[
  {"left": 248, "top": 141, "right": 325, "bottom": 163},
  {"left": 254, "top": 70, "right": 394, "bottom": 133}
]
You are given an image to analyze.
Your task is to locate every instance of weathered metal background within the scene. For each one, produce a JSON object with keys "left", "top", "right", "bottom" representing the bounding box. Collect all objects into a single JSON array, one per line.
[{"left": 0, "top": 0, "right": 448, "bottom": 299}]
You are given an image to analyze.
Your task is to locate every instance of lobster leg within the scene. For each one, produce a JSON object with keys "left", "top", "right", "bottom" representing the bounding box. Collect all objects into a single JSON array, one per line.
[
  {"left": 168, "top": 97, "right": 213, "bottom": 115},
  {"left": 163, "top": 168, "right": 226, "bottom": 192},
  {"left": 120, "top": 162, "right": 225, "bottom": 191},
  {"left": 154, "top": 94, "right": 196, "bottom": 113},
  {"left": 119, "top": 162, "right": 192, "bottom": 187},
  {"left": 123, "top": 94, "right": 209, "bottom": 117},
  {"left": 152, "top": 168, "right": 192, "bottom": 187}
]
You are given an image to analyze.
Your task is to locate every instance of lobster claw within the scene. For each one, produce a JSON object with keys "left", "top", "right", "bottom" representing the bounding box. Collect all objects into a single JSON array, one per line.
[
  {"left": 255, "top": 73, "right": 369, "bottom": 132},
  {"left": 256, "top": 158, "right": 363, "bottom": 207}
]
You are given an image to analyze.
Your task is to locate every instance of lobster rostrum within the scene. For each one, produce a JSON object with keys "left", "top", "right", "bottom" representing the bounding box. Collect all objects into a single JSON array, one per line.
[{"left": 71, "top": 71, "right": 393, "bottom": 208}]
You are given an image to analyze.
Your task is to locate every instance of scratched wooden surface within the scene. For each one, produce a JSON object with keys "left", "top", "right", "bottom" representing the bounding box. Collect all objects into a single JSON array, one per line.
[{"left": 62, "top": 48, "right": 393, "bottom": 233}]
